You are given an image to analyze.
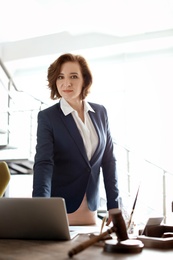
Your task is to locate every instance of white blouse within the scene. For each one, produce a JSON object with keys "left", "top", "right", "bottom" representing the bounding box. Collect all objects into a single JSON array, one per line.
[{"left": 60, "top": 98, "right": 99, "bottom": 225}]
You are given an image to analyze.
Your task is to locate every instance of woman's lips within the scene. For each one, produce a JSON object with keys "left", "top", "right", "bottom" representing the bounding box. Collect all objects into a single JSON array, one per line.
[{"left": 63, "top": 90, "right": 73, "bottom": 93}]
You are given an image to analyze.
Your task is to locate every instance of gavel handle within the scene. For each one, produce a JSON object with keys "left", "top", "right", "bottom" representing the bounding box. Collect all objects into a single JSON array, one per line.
[{"left": 68, "top": 227, "right": 115, "bottom": 258}]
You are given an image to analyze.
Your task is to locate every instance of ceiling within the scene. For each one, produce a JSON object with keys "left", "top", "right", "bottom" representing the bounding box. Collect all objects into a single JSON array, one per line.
[
  {"left": 1, "top": 0, "right": 173, "bottom": 103},
  {"left": 1, "top": 0, "right": 173, "bottom": 42}
]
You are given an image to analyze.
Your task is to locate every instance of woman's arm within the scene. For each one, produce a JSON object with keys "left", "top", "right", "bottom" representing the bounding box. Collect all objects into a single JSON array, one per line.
[{"left": 32, "top": 111, "right": 54, "bottom": 197}]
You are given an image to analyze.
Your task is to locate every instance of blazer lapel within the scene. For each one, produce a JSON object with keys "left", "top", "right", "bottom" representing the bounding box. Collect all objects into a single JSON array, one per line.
[{"left": 88, "top": 110, "right": 102, "bottom": 163}]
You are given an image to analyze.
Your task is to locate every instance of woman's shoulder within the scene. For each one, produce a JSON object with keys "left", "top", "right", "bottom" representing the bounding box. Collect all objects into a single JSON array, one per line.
[
  {"left": 37, "top": 103, "right": 61, "bottom": 121},
  {"left": 39, "top": 102, "right": 60, "bottom": 114},
  {"left": 88, "top": 101, "right": 106, "bottom": 112}
]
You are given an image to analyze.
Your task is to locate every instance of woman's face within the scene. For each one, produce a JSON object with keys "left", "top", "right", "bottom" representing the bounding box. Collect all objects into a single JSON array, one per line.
[{"left": 56, "top": 61, "right": 84, "bottom": 102}]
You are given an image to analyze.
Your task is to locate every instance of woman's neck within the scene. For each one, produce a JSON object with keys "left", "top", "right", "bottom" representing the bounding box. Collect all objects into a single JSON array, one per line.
[
  {"left": 66, "top": 99, "right": 84, "bottom": 122},
  {"left": 67, "top": 99, "right": 83, "bottom": 112}
]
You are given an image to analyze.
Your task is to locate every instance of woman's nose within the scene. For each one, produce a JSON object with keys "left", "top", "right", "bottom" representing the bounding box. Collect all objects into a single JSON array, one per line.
[{"left": 63, "top": 81, "right": 71, "bottom": 87}]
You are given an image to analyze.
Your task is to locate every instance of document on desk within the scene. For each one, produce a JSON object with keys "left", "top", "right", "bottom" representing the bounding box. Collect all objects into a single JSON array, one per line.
[
  {"left": 69, "top": 225, "right": 105, "bottom": 235},
  {"left": 69, "top": 217, "right": 109, "bottom": 235}
]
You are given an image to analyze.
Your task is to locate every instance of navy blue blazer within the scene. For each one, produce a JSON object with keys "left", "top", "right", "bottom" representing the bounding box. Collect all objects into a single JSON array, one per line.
[{"left": 32, "top": 101, "right": 119, "bottom": 213}]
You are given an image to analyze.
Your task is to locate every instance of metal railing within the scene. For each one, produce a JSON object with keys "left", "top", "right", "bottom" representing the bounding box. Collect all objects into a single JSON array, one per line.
[
  {"left": 0, "top": 59, "right": 48, "bottom": 158},
  {"left": 114, "top": 142, "right": 173, "bottom": 225}
]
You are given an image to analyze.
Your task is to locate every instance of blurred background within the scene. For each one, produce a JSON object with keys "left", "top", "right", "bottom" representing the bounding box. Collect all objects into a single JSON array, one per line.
[{"left": 1, "top": 0, "right": 173, "bottom": 229}]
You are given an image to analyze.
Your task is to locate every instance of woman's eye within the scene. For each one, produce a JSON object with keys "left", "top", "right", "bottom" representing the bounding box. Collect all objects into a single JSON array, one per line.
[
  {"left": 71, "top": 75, "right": 78, "bottom": 79},
  {"left": 57, "top": 75, "right": 63, "bottom": 80}
]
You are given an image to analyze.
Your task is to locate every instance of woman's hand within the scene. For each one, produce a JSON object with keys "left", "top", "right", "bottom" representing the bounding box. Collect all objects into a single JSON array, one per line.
[{"left": 106, "top": 208, "right": 120, "bottom": 226}]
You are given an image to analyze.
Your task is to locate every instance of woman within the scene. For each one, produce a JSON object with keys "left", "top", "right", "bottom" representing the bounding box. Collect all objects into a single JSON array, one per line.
[{"left": 32, "top": 53, "right": 119, "bottom": 226}]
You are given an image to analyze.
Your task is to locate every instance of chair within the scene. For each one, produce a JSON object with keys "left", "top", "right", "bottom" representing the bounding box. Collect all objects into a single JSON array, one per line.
[{"left": 0, "top": 161, "right": 11, "bottom": 197}]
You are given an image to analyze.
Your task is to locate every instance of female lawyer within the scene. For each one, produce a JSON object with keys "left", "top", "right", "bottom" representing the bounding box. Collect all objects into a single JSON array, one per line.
[{"left": 32, "top": 53, "right": 119, "bottom": 226}]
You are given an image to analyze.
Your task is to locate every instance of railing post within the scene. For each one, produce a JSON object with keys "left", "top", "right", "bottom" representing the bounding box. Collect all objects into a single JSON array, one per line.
[
  {"left": 7, "top": 79, "right": 11, "bottom": 145},
  {"left": 163, "top": 170, "right": 166, "bottom": 223},
  {"left": 126, "top": 149, "right": 131, "bottom": 197}
]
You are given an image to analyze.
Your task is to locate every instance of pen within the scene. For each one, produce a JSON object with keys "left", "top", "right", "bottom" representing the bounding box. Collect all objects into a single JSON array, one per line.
[
  {"left": 127, "top": 184, "right": 140, "bottom": 231},
  {"left": 100, "top": 216, "right": 107, "bottom": 234}
]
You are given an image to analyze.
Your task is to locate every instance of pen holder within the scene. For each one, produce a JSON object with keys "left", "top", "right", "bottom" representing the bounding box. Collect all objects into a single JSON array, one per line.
[{"left": 138, "top": 225, "right": 173, "bottom": 249}]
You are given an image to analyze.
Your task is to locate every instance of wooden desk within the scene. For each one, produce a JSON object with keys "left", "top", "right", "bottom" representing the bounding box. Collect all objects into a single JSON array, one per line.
[{"left": 0, "top": 235, "right": 173, "bottom": 260}]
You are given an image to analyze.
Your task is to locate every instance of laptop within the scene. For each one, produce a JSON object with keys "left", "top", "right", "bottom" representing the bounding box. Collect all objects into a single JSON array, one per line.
[{"left": 0, "top": 197, "right": 78, "bottom": 240}]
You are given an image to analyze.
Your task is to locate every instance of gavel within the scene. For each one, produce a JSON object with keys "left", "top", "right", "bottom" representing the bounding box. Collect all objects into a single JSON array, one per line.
[{"left": 68, "top": 209, "right": 133, "bottom": 258}]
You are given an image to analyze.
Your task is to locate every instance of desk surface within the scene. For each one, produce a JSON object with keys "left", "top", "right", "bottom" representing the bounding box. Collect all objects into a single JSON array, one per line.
[{"left": 0, "top": 235, "right": 173, "bottom": 260}]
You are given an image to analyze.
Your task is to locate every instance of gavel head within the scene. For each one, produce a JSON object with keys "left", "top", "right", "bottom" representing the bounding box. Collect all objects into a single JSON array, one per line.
[{"left": 111, "top": 209, "right": 129, "bottom": 242}]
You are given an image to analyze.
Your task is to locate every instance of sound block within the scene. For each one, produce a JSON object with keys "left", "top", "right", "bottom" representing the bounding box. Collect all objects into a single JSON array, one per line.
[{"left": 104, "top": 239, "right": 144, "bottom": 253}]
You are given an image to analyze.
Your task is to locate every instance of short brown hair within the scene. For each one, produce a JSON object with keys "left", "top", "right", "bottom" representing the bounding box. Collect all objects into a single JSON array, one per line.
[{"left": 47, "top": 53, "right": 93, "bottom": 100}]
